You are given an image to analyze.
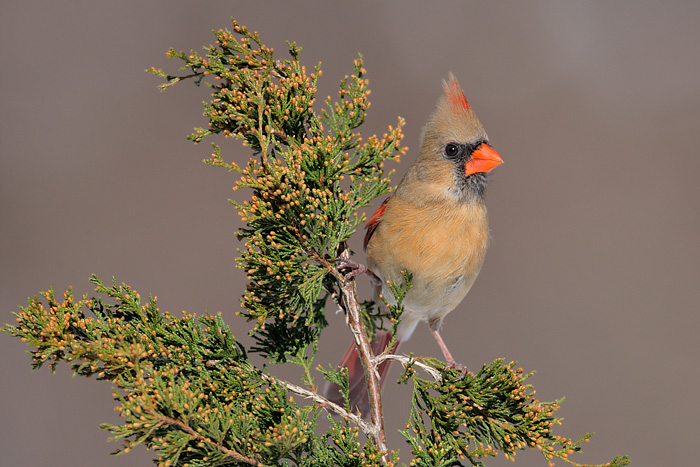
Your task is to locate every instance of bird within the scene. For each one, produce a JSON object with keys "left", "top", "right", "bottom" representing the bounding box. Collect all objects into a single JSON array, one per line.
[{"left": 323, "top": 74, "right": 503, "bottom": 417}]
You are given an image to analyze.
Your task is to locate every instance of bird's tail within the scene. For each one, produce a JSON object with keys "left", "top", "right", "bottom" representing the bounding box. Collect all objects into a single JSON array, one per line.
[{"left": 322, "top": 331, "right": 399, "bottom": 418}]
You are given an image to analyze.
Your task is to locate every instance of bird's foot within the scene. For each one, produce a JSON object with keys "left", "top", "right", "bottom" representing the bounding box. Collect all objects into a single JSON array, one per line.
[
  {"left": 445, "top": 360, "right": 471, "bottom": 379},
  {"left": 332, "top": 257, "right": 382, "bottom": 286}
]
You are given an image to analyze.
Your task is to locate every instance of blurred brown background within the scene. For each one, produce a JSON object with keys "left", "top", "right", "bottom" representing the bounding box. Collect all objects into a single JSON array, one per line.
[{"left": 2, "top": 2, "right": 699, "bottom": 466}]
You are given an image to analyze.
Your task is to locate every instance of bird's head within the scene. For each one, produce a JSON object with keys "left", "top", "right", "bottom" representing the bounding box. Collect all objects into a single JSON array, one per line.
[{"left": 414, "top": 74, "right": 503, "bottom": 202}]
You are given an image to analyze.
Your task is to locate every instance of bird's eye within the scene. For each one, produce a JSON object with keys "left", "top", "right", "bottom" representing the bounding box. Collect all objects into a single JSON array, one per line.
[{"left": 445, "top": 143, "right": 460, "bottom": 158}]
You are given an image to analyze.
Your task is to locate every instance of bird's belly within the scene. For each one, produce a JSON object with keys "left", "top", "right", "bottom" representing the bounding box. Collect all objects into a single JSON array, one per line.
[
  {"left": 392, "top": 265, "right": 474, "bottom": 316},
  {"left": 366, "top": 198, "right": 489, "bottom": 330},
  {"left": 376, "top": 236, "right": 484, "bottom": 322}
]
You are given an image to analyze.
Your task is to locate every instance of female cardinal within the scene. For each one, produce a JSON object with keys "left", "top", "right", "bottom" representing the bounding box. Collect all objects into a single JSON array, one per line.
[{"left": 323, "top": 75, "right": 503, "bottom": 417}]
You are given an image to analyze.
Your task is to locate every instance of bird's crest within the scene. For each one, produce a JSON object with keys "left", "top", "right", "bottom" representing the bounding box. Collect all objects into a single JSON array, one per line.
[{"left": 443, "top": 73, "right": 470, "bottom": 113}]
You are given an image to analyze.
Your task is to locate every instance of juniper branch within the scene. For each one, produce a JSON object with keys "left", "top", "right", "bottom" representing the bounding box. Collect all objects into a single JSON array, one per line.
[{"left": 149, "top": 410, "right": 259, "bottom": 465}]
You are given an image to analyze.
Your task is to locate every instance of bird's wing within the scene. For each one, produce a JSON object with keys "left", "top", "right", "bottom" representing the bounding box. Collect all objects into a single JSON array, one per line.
[{"left": 363, "top": 197, "right": 390, "bottom": 251}]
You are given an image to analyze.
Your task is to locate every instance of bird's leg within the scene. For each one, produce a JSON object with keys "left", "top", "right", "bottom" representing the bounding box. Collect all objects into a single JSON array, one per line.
[
  {"left": 332, "top": 257, "right": 382, "bottom": 286},
  {"left": 430, "top": 327, "right": 470, "bottom": 377}
]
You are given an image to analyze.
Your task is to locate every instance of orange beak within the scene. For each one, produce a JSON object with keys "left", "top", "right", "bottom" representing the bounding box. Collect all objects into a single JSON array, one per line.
[{"left": 464, "top": 143, "right": 503, "bottom": 176}]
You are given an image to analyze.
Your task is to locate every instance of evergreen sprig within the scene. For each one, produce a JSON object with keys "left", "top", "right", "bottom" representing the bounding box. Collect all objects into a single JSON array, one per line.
[
  {"left": 4, "top": 18, "right": 629, "bottom": 467},
  {"left": 6, "top": 276, "right": 317, "bottom": 466},
  {"left": 400, "top": 359, "right": 628, "bottom": 467},
  {"left": 150, "top": 18, "right": 406, "bottom": 363}
]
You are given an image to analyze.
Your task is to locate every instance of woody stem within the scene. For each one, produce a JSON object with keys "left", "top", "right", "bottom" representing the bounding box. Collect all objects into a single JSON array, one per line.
[{"left": 336, "top": 245, "right": 388, "bottom": 463}]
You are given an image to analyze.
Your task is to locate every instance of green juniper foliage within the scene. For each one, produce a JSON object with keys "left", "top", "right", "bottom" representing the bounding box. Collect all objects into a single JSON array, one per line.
[
  {"left": 148, "top": 19, "right": 405, "bottom": 363},
  {"left": 4, "top": 18, "right": 629, "bottom": 467}
]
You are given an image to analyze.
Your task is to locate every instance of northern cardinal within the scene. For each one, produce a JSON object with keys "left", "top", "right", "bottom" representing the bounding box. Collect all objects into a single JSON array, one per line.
[{"left": 323, "top": 75, "right": 503, "bottom": 417}]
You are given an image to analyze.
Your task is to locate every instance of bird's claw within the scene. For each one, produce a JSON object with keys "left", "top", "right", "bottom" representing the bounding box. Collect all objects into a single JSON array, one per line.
[
  {"left": 445, "top": 360, "right": 470, "bottom": 379},
  {"left": 333, "top": 257, "right": 382, "bottom": 286}
]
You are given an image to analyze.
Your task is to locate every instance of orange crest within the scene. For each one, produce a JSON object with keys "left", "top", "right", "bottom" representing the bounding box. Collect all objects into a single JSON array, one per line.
[{"left": 443, "top": 74, "right": 470, "bottom": 112}]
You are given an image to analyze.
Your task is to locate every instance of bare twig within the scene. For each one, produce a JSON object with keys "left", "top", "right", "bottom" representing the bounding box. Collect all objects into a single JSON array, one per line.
[
  {"left": 335, "top": 244, "right": 389, "bottom": 462},
  {"left": 265, "top": 375, "right": 375, "bottom": 435},
  {"left": 158, "top": 72, "right": 205, "bottom": 91},
  {"left": 373, "top": 353, "right": 443, "bottom": 381}
]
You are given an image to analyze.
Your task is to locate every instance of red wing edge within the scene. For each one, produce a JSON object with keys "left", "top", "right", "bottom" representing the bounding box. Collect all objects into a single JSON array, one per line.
[{"left": 363, "top": 197, "right": 390, "bottom": 251}]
